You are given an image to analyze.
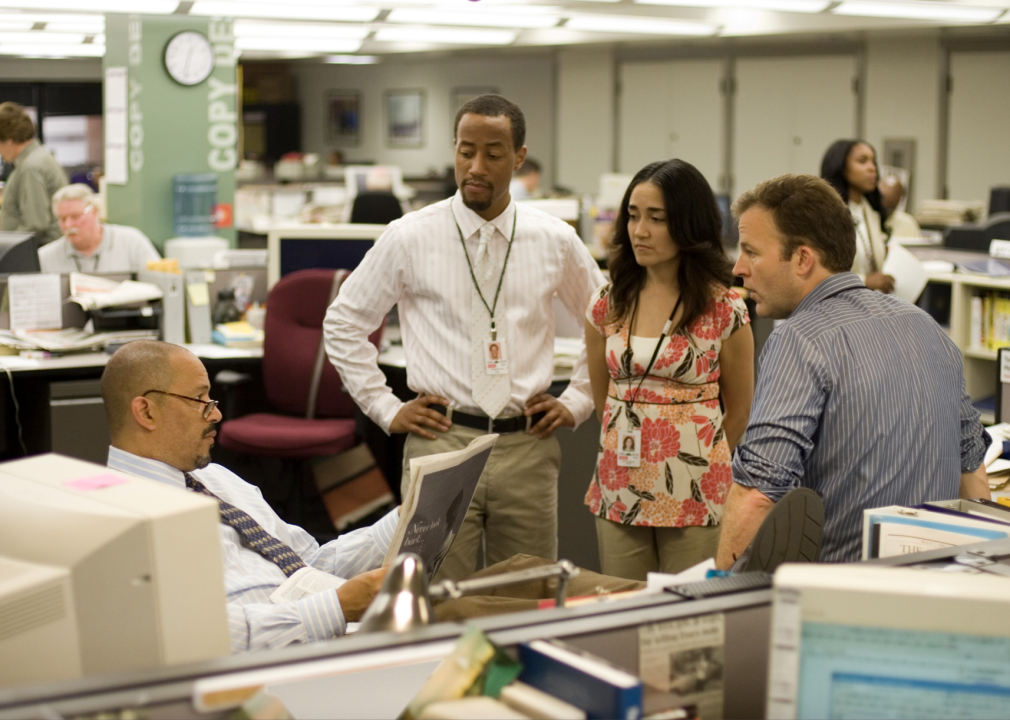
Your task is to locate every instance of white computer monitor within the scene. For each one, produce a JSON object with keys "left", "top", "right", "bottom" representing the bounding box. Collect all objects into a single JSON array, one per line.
[
  {"left": 767, "top": 564, "right": 1010, "bottom": 720},
  {"left": 0, "top": 454, "right": 231, "bottom": 687},
  {"left": 0, "top": 555, "right": 80, "bottom": 688}
]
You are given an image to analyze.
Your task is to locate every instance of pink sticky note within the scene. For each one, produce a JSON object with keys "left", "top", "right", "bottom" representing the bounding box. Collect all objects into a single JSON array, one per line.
[{"left": 64, "top": 474, "right": 129, "bottom": 492}]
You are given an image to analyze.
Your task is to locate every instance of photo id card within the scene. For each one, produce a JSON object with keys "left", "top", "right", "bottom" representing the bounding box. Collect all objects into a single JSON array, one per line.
[
  {"left": 484, "top": 339, "right": 508, "bottom": 375},
  {"left": 617, "top": 429, "right": 641, "bottom": 467}
]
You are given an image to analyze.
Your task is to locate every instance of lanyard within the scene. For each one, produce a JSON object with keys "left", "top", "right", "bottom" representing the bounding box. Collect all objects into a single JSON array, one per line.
[
  {"left": 71, "top": 253, "right": 99, "bottom": 272},
  {"left": 454, "top": 207, "right": 517, "bottom": 341},
  {"left": 625, "top": 293, "right": 683, "bottom": 410}
]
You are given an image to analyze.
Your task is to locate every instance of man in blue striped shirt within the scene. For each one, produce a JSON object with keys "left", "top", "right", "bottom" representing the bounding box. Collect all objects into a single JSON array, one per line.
[
  {"left": 716, "top": 174, "right": 990, "bottom": 566},
  {"left": 102, "top": 340, "right": 396, "bottom": 652}
]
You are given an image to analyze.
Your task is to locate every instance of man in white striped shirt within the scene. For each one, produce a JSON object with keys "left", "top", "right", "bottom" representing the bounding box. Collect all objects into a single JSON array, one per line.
[
  {"left": 716, "top": 174, "right": 990, "bottom": 567},
  {"left": 102, "top": 340, "right": 395, "bottom": 652},
  {"left": 325, "top": 95, "right": 605, "bottom": 581}
]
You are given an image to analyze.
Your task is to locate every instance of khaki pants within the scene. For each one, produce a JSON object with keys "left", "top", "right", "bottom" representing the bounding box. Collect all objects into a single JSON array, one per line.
[
  {"left": 402, "top": 424, "right": 561, "bottom": 583},
  {"left": 433, "top": 554, "right": 646, "bottom": 622},
  {"left": 595, "top": 516, "right": 720, "bottom": 581}
]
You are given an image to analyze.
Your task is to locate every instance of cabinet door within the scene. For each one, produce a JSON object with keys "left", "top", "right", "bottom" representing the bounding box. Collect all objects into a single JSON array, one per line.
[
  {"left": 948, "top": 51, "right": 1010, "bottom": 207},
  {"left": 733, "top": 55, "right": 857, "bottom": 199},
  {"left": 618, "top": 58, "right": 724, "bottom": 192}
]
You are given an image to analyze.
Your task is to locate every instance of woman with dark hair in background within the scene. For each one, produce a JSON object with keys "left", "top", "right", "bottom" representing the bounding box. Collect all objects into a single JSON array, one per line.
[
  {"left": 820, "top": 139, "right": 895, "bottom": 293},
  {"left": 583, "top": 159, "right": 754, "bottom": 579}
]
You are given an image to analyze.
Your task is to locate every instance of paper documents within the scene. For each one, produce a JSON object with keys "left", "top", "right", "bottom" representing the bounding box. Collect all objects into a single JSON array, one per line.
[
  {"left": 8, "top": 273, "right": 61, "bottom": 331},
  {"left": 863, "top": 505, "right": 1010, "bottom": 560},
  {"left": 68, "top": 272, "right": 163, "bottom": 310},
  {"left": 882, "top": 242, "right": 928, "bottom": 304},
  {"left": 384, "top": 433, "right": 497, "bottom": 579}
]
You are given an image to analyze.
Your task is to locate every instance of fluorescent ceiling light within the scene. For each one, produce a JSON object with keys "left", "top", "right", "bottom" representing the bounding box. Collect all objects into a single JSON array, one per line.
[
  {"left": 0, "top": 42, "right": 104, "bottom": 56},
  {"left": 374, "top": 26, "right": 518, "bottom": 44},
  {"left": 0, "top": 12, "right": 104, "bottom": 24},
  {"left": 832, "top": 1, "right": 1003, "bottom": 22},
  {"left": 324, "top": 54, "right": 379, "bottom": 63},
  {"left": 44, "top": 22, "right": 105, "bottom": 33},
  {"left": 234, "top": 36, "right": 362, "bottom": 52},
  {"left": 635, "top": 0, "right": 827, "bottom": 10},
  {"left": 0, "top": 19, "right": 33, "bottom": 30},
  {"left": 566, "top": 14, "right": 717, "bottom": 34},
  {"left": 233, "top": 20, "right": 370, "bottom": 38},
  {"left": 190, "top": 2, "right": 380, "bottom": 22},
  {"left": 386, "top": 8, "right": 560, "bottom": 28},
  {"left": 0, "top": 31, "right": 84, "bottom": 43},
  {"left": 0, "top": 0, "right": 176, "bottom": 12}
]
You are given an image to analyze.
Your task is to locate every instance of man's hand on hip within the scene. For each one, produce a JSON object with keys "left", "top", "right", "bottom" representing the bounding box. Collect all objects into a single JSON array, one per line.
[
  {"left": 390, "top": 393, "right": 452, "bottom": 439},
  {"left": 525, "top": 393, "right": 575, "bottom": 439},
  {"left": 336, "top": 567, "right": 389, "bottom": 623}
]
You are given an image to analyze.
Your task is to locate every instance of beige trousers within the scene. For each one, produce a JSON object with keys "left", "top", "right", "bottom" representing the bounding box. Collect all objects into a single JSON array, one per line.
[
  {"left": 402, "top": 424, "right": 561, "bottom": 583},
  {"left": 595, "top": 516, "right": 720, "bottom": 581}
]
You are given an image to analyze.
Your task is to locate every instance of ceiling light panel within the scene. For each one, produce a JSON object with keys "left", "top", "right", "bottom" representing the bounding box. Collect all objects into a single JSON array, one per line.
[
  {"left": 233, "top": 20, "right": 370, "bottom": 38},
  {"left": 235, "top": 36, "right": 362, "bottom": 51},
  {"left": 386, "top": 8, "right": 560, "bottom": 28},
  {"left": 374, "top": 26, "right": 518, "bottom": 44},
  {"left": 832, "top": 1, "right": 1004, "bottom": 22},
  {"left": 324, "top": 54, "right": 379, "bottom": 63},
  {"left": 190, "top": 2, "right": 380, "bottom": 22},
  {"left": 0, "top": 42, "right": 104, "bottom": 56},
  {"left": 0, "top": 19, "right": 33, "bottom": 30},
  {"left": 566, "top": 14, "right": 718, "bottom": 34},
  {"left": 635, "top": 0, "right": 827, "bottom": 10},
  {"left": 0, "top": 31, "right": 83, "bottom": 43},
  {"left": 0, "top": 0, "right": 176, "bottom": 12}
]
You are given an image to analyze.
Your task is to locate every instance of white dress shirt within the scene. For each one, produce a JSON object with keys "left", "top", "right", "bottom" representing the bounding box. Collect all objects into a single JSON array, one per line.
[
  {"left": 325, "top": 192, "right": 605, "bottom": 433},
  {"left": 107, "top": 446, "right": 398, "bottom": 653}
]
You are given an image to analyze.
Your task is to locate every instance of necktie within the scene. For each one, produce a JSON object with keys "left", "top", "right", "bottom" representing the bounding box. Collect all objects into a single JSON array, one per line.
[
  {"left": 185, "top": 473, "right": 307, "bottom": 577},
  {"left": 471, "top": 223, "right": 510, "bottom": 418}
]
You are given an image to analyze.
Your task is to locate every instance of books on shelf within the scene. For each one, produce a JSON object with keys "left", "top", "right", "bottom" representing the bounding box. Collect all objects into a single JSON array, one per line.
[{"left": 968, "top": 290, "right": 1010, "bottom": 351}]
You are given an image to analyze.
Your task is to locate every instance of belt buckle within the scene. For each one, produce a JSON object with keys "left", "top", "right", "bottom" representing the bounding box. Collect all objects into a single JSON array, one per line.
[{"left": 488, "top": 416, "right": 495, "bottom": 434}]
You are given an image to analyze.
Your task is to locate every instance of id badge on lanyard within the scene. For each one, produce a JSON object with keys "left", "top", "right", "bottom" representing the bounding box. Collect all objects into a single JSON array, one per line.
[{"left": 617, "top": 428, "right": 642, "bottom": 467}]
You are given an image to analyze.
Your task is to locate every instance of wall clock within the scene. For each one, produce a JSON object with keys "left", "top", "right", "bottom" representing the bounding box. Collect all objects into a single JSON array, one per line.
[{"left": 164, "top": 30, "right": 214, "bottom": 87}]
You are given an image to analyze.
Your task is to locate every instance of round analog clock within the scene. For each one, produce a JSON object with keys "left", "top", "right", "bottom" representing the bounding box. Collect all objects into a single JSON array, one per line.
[{"left": 163, "top": 30, "right": 214, "bottom": 86}]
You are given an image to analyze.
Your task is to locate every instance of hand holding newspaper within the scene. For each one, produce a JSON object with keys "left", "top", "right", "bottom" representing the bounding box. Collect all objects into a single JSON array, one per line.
[{"left": 385, "top": 433, "right": 498, "bottom": 579}]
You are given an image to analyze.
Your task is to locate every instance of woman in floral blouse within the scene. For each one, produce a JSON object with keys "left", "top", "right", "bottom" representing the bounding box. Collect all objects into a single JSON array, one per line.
[{"left": 584, "top": 159, "right": 754, "bottom": 579}]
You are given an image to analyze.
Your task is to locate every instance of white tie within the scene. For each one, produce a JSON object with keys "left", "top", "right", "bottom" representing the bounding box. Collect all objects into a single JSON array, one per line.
[{"left": 471, "top": 223, "right": 509, "bottom": 418}]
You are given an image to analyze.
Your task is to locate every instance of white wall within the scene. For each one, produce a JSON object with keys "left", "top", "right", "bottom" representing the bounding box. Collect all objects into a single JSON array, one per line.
[
  {"left": 864, "top": 36, "right": 941, "bottom": 210},
  {"left": 291, "top": 54, "right": 556, "bottom": 182},
  {"left": 556, "top": 48, "right": 614, "bottom": 196}
]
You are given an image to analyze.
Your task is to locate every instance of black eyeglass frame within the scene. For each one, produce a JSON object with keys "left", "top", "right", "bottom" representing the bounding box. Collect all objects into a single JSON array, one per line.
[{"left": 143, "top": 389, "right": 219, "bottom": 419}]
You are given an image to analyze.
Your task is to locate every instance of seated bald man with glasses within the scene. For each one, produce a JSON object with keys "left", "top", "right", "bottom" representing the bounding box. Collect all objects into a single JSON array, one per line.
[{"left": 101, "top": 340, "right": 394, "bottom": 653}]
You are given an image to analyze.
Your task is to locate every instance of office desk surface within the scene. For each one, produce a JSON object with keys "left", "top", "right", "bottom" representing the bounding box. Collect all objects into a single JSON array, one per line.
[{"left": 0, "top": 345, "right": 263, "bottom": 375}]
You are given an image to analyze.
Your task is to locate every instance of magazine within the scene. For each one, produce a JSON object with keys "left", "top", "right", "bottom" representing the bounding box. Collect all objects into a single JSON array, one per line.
[{"left": 383, "top": 433, "right": 498, "bottom": 579}]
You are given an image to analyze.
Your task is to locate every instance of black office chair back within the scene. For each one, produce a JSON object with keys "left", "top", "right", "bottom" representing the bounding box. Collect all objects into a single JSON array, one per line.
[
  {"left": 350, "top": 192, "right": 403, "bottom": 224},
  {"left": 983, "top": 213, "right": 1010, "bottom": 245},
  {"left": 990, "top": 187, "right": 1010, "bottom": 217}
]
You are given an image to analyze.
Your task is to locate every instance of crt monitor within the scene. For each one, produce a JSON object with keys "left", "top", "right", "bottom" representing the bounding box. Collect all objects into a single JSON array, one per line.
[
  {"left": 767, "top": 564, "right": 1010, "bottom": 720},
  {"left": 0, "top": 453, "right": 231, "bottom": 688},
  {"left": 268, "top": 224, "right": 386, "bottom": 287},
  {"left": 0, "top": 231, "right": 40, "bottom": 274}
]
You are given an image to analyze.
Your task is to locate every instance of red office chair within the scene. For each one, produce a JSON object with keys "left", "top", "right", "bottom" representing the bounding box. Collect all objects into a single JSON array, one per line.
[{"left": 217, "top": 269, "right": 386, "bottom": 530}]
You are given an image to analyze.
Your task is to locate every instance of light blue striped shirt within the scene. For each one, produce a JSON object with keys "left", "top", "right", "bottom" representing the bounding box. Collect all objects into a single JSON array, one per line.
[
  {"left": 733, "top": 272, "right": 990, "bottom": 563},
  {"left": 108, "top": 446, "right": 398, "bottom": 653}
]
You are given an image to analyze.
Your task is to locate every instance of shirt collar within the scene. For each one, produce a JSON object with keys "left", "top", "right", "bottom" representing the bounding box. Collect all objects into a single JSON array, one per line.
[
  {"left": 11, "top": 139, "right": 39, "bottom": 168},
  {"left": 792, "top": 272, "right": 866, "bottom": 316},
  {"left": 107, "top": 446, "right": 187, "bottom": 490},
  {"left": 450, "top": 190, "right": 516, "bottom": 243}
]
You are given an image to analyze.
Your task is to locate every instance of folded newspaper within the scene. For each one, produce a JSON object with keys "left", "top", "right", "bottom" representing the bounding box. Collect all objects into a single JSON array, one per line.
[
  {"left": 68, "top": 272, "right": 163, "bottom": 310},
  {"left": 384, "top": 433, "right": 498, "bottom": 579}
]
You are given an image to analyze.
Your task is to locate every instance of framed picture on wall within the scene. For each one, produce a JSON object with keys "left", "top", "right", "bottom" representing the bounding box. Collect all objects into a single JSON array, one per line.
[
  {"left": 385, "top": 89, "right": 425, "bottom": 148},
  {"left": 328, "top": 91, "right": 361, "bottom": 146}
]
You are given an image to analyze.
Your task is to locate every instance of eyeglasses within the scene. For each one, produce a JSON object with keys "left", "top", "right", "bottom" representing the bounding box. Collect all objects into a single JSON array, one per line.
[{"left": 143, "top": 390, "right": 219, "bottom": 419}]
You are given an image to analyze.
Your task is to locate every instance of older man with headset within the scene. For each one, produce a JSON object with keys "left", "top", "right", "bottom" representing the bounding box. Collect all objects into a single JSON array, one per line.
[{"left": 38, "top": 183, "right": 161, "bottom": 274}]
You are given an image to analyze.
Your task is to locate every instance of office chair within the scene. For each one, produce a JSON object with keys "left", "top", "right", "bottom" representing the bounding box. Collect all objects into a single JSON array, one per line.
[
  {"left": 983, "top": 212, "right": 1010, "bottom": 245},
  {"left": 350, "top": 191, "right": 403, "bottom": 224},
  {"left": 216, "top": 268, "right": 386, "bottom": 531}
]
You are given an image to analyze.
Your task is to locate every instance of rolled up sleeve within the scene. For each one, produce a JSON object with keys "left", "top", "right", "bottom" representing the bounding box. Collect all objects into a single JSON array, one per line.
[{"left": 958, "top": 390, "right": 991, "bottom": 473}]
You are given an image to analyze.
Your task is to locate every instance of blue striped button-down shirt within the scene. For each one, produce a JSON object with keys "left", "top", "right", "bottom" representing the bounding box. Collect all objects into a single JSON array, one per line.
[
  {"left": 733, "top": 272, "right": 990, "bottom": 563},
  {"left": 108, "top": 447, "right": 398, "bottom": 653}
]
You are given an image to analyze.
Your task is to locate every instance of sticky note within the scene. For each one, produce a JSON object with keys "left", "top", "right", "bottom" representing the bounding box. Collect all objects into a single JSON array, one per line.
[
  {"left": 64, "top": 474, "right": 129, "bottom": 492},
  {"left": 188, "top": 283, "right": 210, "bottom": 307}
]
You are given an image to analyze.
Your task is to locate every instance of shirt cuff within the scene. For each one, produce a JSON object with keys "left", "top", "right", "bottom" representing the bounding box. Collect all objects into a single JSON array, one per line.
[
  {"left": 558, "top": 387, "right": 594, "bottom": 428},
  {"left": 297, "top": 587, "right": 346, "bottom": 642},
  {"left": 732, "top": 452, "right": 795, "bottom": 503},
  {"left": 372, "top": 507, "right": 401, "bottom": 557},
  {"left": 374, "top": 394, "right": 406, "bottom": 435}
]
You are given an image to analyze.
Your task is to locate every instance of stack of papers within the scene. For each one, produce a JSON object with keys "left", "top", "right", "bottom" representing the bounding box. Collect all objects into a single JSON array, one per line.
[
  {"left": 553, "top": 336, "right": 583, "bottom": 376},
  {"left": 211, "top": 321, "right": 263, "bottom": 349},
  {"left": 68, "top": 273, "right": 163, "bottom": 310},
  {"left": 0, "top": 328, "right": 157, "bottom": 354}
]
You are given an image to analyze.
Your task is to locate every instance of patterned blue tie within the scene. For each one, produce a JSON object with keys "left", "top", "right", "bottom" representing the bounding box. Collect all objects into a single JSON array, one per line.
[{"left": 185, "top": 473, "right": 307, "bottom": 577}]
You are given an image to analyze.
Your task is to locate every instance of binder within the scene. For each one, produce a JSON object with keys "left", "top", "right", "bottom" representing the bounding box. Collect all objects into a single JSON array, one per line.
[
  {"left": 137, "top": 270, "right": 185, "bottom": 345},
  {"left": 184, "top": 271, "right": 213, "bottom": 344}
]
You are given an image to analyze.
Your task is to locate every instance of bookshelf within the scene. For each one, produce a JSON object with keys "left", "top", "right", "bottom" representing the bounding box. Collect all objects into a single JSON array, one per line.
[{"left": 925, "top": 271, "right": 1010, "bottom": 416}]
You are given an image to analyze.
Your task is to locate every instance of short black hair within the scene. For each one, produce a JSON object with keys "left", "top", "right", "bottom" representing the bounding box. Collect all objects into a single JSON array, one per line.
[
  {"left": 453, "top": 94, "right": 525, "bottom": 151},
  {"left": 516, "top": 157, "right": 540, "bottom": 177}
]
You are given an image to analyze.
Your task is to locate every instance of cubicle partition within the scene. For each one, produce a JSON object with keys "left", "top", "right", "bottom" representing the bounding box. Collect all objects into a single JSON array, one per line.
[{"left": 0, "top": 587, "right": 772, "bottom": 720}]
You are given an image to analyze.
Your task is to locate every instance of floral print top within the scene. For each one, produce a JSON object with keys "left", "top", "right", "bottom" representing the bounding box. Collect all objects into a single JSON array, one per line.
[{"left": 585, "top": 282, "right": 750, "bottom": 527}]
